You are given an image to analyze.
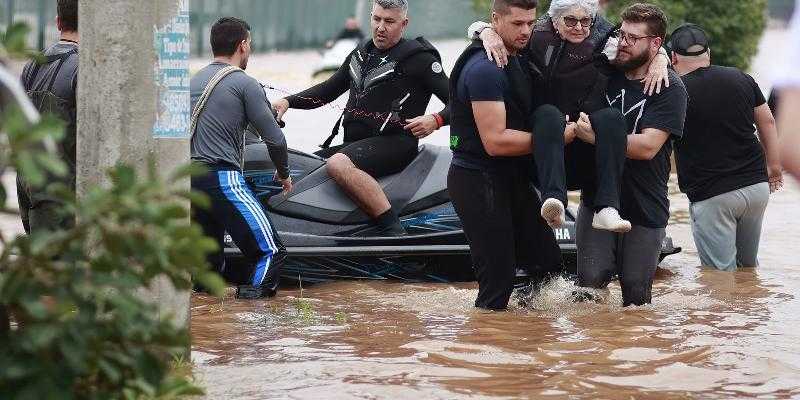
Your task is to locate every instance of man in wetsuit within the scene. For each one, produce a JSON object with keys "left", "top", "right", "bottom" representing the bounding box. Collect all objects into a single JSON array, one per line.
[
  {"left": 449, "top": 0, "right": 566, "bottom": 310},
  {"left": 272, "top": 0, "right": 450, "bottom": 235},
  {"left": 17, "top": 0, "right": 79, "bottom": 234},
  {"left": 191, "top": 17, "right": 292, "bottom": 299}
]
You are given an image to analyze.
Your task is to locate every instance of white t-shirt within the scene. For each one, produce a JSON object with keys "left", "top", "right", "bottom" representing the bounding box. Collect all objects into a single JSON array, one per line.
[{"left": 775, "top": 0, "right": 800, "bottom": 88}]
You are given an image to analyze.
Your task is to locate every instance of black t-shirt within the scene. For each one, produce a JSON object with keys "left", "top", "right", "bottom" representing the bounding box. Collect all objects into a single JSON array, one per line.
[
  {"left": 676, "top": 66, "right": 768, "bottom": 202},
  {"left": 605, "top": 70, "right": 687, "bottom": 228},
  {"left": 452, "top": 51, "right": 531, "bottom": 172}
]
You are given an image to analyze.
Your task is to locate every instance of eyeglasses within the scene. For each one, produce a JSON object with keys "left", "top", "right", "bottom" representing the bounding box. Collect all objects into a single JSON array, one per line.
[
  {"left": 563, "top": 16, "right": 592, "bottom": 28},
  {"left": 614, "top": 29, "right": 658, "bottom": 46}
]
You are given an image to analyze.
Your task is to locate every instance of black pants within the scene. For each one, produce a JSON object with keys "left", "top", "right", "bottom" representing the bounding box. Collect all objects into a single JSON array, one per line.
[
  {"left": 530, "top": 105, "right": 568, "bottom": 205},
  {"left": 534, "top": 108, "right": 627, "bottom": 210},
  {"left": 576, "top": 204, "right": 665, "bottom": 306},
  {"left": 448, "top": 165, "right": 563, "bottom": 310},
  {"left": 191, "top": 169, "right": 286, "bottom": 290}
]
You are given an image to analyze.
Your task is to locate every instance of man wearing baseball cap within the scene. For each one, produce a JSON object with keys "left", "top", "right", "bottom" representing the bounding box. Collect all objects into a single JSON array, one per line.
[{"left": 670, "top": 23, "right": 783, "bottom": 271}]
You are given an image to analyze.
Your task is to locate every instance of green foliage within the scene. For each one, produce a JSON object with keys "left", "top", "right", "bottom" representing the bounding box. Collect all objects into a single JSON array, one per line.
[
  {"left": 471, "top": 0, "right": 552, "bottom": 19},
  {"left": 0, "top": 24, "right": 224, "bottom": 399},
  {"left": 472, "top": 0, "right": 767, "bottom": 70}
]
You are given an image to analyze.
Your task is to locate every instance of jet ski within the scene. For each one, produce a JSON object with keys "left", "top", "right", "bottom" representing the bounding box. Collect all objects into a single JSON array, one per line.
[
  {"left": 312, "top": 38, "right": 360, "bottom": 79},
  {"left": 222, "top": 131, "right": 682, "bottom": 284}
]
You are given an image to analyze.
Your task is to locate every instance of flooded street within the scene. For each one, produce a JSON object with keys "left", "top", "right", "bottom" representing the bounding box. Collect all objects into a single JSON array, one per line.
[
  {"left": 191, "top": 178, "right": 800, "bottom": 399},
  {"left": 0, "top": 27, "right": 793, "bottom": 399},
  {"left": 187, "top": 30, "right": 800, "bottom": 399}
]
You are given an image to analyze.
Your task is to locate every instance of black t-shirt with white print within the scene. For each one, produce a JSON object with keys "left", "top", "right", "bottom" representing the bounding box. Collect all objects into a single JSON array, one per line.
[{"left": 605, "top": 70, "right": 688, "bottom": 229}]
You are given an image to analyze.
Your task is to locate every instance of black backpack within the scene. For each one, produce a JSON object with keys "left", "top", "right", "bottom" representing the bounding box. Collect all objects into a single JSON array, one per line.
[{"left": 22, "top": 47, "right": 78, "bottom": 180}]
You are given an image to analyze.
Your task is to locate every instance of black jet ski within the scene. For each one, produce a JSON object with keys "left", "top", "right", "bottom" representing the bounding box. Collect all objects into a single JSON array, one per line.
[{"left": 223, "top": 131, "right": 681, "bottom": 284}]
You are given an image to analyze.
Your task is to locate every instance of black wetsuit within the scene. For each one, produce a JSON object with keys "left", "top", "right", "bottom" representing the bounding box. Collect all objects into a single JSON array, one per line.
[{"left": 286, "top": 37, "right": 450, "bottom": 178}]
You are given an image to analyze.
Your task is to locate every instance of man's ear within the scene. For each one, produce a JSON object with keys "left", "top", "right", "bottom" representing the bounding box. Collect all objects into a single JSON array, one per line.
[
  {"left": 653, "top": 37, "right": 664, "bottom": 52},
  {"left": 55, "top": 16, "right": 62, "bottom": 32},
  {"left": 670, "top": 52, "right": 678, "bottom": 66}
]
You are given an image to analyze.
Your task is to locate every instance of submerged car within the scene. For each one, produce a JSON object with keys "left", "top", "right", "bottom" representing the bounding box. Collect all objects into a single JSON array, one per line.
[{"left": 222, "top": 131, "right": 681, "bottom": 284}]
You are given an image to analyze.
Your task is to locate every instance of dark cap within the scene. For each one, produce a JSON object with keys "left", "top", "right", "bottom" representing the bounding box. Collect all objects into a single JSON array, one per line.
[{"left": 669, "top": 23, "right": 709, "bottom": 56}]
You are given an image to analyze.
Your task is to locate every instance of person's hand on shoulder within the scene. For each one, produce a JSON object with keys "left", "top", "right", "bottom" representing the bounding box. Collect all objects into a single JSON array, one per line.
[
  {"left": 479, "top": 27, "right": 508, "bottom": 68},
  {"left": 642, "top": 52, "right": 671, "bottom": 96}
]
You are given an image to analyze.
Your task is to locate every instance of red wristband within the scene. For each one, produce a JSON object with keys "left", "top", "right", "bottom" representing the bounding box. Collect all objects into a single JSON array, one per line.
[{"left": 432, "top": 113, "right": 444, "bottom": 129}]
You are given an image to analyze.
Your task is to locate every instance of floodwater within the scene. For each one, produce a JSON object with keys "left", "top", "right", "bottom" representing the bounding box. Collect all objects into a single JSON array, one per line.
[
  {"left": 191, "top": 178, "right": 800, "bottom": 399},
  {"left": 187, "top": 31, "right": 800, "bottom": 399}
]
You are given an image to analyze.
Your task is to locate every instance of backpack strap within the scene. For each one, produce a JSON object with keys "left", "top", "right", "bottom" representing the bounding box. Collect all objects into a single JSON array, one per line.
[
  {"left": 24, "top": 48, "right": 78, "bottom": 92},
  {"left": 189, "top": 65, "right": 242, "bottom": 138}
]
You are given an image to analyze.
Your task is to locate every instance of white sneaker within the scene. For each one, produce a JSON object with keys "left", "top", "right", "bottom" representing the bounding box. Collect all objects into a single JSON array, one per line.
[
  {"left": 540, "top": 198, "right": 566, "bottom": 228},
  {"left": 592, "top": 207, "right": 632, "bottom": 233}
]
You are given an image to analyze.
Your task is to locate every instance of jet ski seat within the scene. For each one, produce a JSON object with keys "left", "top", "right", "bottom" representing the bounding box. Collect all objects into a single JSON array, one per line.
[{"left": 268, "top": 145, "right": 452, "bottom": 224}]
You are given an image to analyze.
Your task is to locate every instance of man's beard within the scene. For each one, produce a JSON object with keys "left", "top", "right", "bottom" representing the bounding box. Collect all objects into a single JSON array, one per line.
[{"left": 614, "top": 49, "right": 649, "bottom": 71}]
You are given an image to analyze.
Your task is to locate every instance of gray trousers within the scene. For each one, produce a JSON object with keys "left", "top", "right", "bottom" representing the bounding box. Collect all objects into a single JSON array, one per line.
[
  {"left": 689, "top": 182, "right": 769, "bottom": 271},
  {"left": 576, "top": 204, "right": 666, "bottom": 306}
]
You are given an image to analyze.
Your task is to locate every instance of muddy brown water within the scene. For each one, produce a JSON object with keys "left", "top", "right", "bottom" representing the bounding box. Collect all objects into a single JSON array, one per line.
[{"left": 191, "top": 179, "right": 800, "bottom": 399}]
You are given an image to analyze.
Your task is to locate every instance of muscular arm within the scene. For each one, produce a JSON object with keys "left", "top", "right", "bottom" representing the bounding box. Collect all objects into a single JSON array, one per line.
[
  {"left": 626, "top": 128, "right": 670, "bottom": 160},
  {"left": 285, "top": 53, "right": 352, "bottom": 110},
  {"left": 472, "top": 101, "right": 532, "bottom": 157},
  {"left": 244, "top": 80, "right": 290, "bottom": 179}
]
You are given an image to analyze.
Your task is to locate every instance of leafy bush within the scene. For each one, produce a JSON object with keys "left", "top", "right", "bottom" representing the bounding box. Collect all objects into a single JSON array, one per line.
[
  {"left": 472, "top": 0, "right": 767, "bottom": 70},
  {"left": 0, "top": 23, "right": 224, "bottom": 399}
]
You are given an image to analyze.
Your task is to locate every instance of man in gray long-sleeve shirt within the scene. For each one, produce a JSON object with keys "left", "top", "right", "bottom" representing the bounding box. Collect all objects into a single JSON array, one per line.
[{"left": 190, "top": 17, "right": 292, "bottom": 299}]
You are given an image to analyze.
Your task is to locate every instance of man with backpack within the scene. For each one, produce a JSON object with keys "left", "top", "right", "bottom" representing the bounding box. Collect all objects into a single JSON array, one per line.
[{"left": 17, "top": 0, "right": 79, "bottom": 234}]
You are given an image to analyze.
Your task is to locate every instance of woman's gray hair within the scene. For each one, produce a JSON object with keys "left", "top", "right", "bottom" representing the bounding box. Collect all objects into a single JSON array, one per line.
[
  {"left": 375, "top": 0, "right": 409, "bottom": 13},
  {"left": 547, "top": 0, "right": 599, "bottom": 20}
]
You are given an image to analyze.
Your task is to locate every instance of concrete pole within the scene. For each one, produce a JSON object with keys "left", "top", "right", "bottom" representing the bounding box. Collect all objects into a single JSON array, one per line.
[
  {"left": 77, "top": 0, "right": 191, "bottom": 330},
  {"left": 6, "top": 0, "right": 14, "bottom": 28}
]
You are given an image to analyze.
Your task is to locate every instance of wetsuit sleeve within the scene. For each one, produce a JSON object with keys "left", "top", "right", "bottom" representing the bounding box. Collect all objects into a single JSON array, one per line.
[
  {"left": 406, "top": 52, "right": 452, "bottom": 125},
  {"left": 243, "top": 78, "right": 290, "bottom": 179},
  {"left": 285, "top": 52, "right": 353, "bottom": 110}
]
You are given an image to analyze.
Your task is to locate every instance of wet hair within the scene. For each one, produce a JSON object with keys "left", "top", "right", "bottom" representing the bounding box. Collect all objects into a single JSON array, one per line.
[
  {"left": 210, "top": 17, "right": 251, "bottom": 57},
  {"left": 374, "top": 0, "right": 409, "bottom": 13},
  {"left": 57, "top": 0, "right": 78, "bottom": 32},
  {"left": 548, "top": 0, "right": 599, "bottom": 20},
  {"left": 620, "top": 3, "right": 668, "bottom": 41},
  {"left": 492, "top": 0, "right": 539, "bottom": 15}
]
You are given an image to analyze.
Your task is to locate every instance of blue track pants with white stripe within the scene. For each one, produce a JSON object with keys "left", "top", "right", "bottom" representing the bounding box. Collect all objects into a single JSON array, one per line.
[{"left": 192, "top": 169, "right": 286, "bottom": 289}]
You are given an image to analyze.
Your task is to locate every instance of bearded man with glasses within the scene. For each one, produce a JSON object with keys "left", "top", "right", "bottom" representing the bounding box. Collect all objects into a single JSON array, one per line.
[{"left": 571, "top": 3, "right": 688, "bottom": 306}]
